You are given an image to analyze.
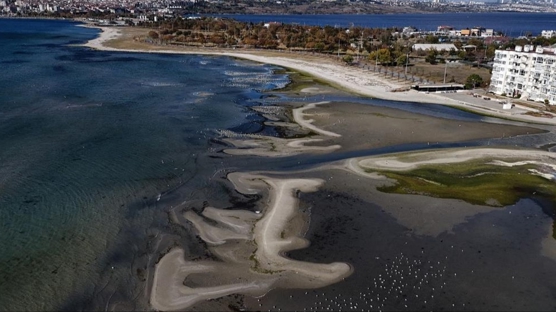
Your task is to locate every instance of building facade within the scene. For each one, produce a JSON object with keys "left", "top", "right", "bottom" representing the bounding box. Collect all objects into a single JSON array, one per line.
[
  {"left": 542, "top": 30, "right": 556, "bottom": 39},
  {"left": 489, "top": 45, "right": 556, "bottom": 105}
]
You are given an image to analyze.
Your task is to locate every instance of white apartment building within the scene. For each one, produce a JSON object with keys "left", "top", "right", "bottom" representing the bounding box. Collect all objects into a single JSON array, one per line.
[
  {"left": 541, "top": 30, "right": 556, "bottom": 39},
  {"left": 489, "top": 45, "right": 556, "bottom": 105}
]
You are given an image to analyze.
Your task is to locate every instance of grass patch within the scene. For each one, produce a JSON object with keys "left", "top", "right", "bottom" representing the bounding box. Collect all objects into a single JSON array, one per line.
[
  {"left": 376, "top": 160, "right": 556, "bottom": 207},
  {"left": 274, "top": 66, "right": 347, "bottom": 94},
  {"left": 277, "top": 71, "right": 319, "bottom": 93},
  {"left": 249, "top": 249, "right": 283, "bottom": 275}
]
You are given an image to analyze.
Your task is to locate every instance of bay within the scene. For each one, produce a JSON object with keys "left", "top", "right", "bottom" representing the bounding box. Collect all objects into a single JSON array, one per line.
[{"left": 215, "top": 12, "right": 556, "bottom": 37}]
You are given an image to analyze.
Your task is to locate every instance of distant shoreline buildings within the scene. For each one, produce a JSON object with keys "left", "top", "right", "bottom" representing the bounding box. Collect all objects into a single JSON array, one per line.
[{"left": 1, "top": 0, "right": 556, "bottom": 17}]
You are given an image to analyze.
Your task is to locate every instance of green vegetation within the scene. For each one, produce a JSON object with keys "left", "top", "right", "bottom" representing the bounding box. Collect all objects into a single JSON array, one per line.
[
  {"left": 425, "top": 49, "right": 438, "bottom": 65},
  {"left": 375, "top": 160, "right": 556, "bottom": 207},
  {"left": 278, "top": 70, "right": 331, "bottom": 93},
  {"left": 368, "top": 48, "right": 393, "bottom": 65},
  {"left": 249, "top": 249, "right": 283, "bottom": 275},
  {"left": 342, "top": 55, "right": 354, "bottom": 65},
  {"left": 465, "top": 73, "right": 484, "bottom": 89}
]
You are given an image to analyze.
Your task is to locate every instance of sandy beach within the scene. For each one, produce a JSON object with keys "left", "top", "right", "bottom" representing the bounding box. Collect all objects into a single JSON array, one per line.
[
  {"left": 80, "top": 25, "right": 556, "bottom": 126},
  {"left": 77, "top": 24, "right": 556, "bottom": 311}
]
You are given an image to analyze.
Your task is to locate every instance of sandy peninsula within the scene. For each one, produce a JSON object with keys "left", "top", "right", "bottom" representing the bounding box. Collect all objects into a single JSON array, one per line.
[{"left": 150, "top": 173, "right": 352, "bottom": 311}]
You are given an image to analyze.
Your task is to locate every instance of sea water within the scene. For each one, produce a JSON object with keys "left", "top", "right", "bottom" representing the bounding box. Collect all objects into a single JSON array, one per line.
[
  {"left": 215, "top": 12, "right": 556, "bottom": 37},
  {"left": 0, "top": 18, "right": 294, "bottom": 310},
  {"left": 2, "top": 18, "right": 556, "bottom": 311}
]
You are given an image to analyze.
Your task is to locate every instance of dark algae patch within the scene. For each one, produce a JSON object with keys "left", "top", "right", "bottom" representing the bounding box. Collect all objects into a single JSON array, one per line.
[{"left": 375, "top": 160, "right": 556, "bottom": 207}]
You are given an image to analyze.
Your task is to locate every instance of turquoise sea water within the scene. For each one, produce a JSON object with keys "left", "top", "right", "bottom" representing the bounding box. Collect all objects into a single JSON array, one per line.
[{"left": 2, "top": 18, "right": 556, "bottom": 311}]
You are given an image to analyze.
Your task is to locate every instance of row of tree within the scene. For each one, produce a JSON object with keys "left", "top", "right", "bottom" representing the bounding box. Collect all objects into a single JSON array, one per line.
[
  {"left": 145, "top": 17, "right": 407, "bottom": 55},
  {"left": 143, "top": 17, "right": 556, "bottom": 69}
]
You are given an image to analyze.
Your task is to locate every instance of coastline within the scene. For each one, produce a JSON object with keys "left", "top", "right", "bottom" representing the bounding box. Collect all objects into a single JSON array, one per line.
[
  {"left": 4, "top": 18, "right": 556, "bottom": 312},
  {"left": 148, "top": 94, "right": 555, "bottom": 310},
  {"left": 80, "top": 22, "right": 556, "bottom": 311},
  {"left": 79, "top": 25, "right": 556, "bottom": 126}
]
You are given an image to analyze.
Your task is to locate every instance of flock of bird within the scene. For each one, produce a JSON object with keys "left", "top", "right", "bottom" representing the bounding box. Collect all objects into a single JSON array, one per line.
[{"left": 254, "top": 251, "right": 472, "bottom": 311}]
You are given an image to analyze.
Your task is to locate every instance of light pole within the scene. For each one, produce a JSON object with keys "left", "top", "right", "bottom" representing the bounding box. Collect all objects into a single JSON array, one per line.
[
  {"left": 358, "top": 34, "right": 363, "bottom": 62},
  {"left": 443, "top": 59, "right": 448, "bottom": 84},
  {"left": 405, "top": 52, "right": 409, "bottom": 77},
  {"left": 375, "top": 45, "right": 378, "bottom": 67}
]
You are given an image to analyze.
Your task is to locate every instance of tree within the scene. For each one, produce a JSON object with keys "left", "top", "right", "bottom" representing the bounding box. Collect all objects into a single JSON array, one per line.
[
  {"left": 485, "top": 45, "right": 496, "bottom": 60},
  {"left": 314, "top": 42, "right": 325, "bottom": 52},
  {"left": 465, "top": 74, "right": 483, "bottom": 89},
  {"left": 342, "top": 55, "right": 354, "bottom": 65},
  {"left": 148, "top": 31, "right": 159, "bottom": 39},
  {"left": 396, "top": 54, "right": 408, "bottom": 67},
  {"left": 425, "top": 49, "right": 438, "bottom": 64},
  {"left": 425, "top": 35, "right": 439, "bottom": 44},
  {"left": 369, "top": 48, "right": 393, "bottom": 65}
]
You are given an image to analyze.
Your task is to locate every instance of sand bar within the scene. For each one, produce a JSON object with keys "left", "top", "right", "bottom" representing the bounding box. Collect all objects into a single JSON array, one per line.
[
  {"left": 353, "top": 147, "right": 556, "bottom": 173},
  {"left": 219, "top": 101, "right": 343, "bottom": 157},
  {"left": 150, "top": 173, "right": 352, "bottom": 311},
  {"left": 293, "top": 101, "right": 341, "bottom": 137}
]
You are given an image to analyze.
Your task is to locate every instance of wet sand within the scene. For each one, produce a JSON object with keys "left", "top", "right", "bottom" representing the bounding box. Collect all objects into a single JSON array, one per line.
[
  {"left": 248, "top": 170, "right": 556, "bottom": 311},
  {"left": 77, "top": 23, "right": 556, "bottom": 312},
  {"left": 301, "top": 101, "right": 545, "bottom": 153},
  {"left": 150, "top": 174, "right": 352, "bottom": 311},
  {"left": 148, "top": 97, "right": 556, "bottom": 311}
]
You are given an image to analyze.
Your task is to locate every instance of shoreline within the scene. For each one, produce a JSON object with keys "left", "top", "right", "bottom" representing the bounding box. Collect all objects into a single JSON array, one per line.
[
  {"left": 4, "top": 18, "right": 556, "bottom": 312},
  {"left": 148, "top": 97, "right": 554, "bottom": 309},
  {"left": 79, "top": 24, "right": 556, "bottom": 126},
  {"left": 77, "top": 22, "right": 556, "bottom": 311}
]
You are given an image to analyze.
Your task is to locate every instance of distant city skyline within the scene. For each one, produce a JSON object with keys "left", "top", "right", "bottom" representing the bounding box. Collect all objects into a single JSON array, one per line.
[{"left": 2, "top": 0, "right": 555, "bottom": 16}]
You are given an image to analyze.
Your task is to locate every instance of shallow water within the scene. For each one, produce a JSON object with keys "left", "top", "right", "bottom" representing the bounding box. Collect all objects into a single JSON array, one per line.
[
  {"left": 255, "top": 172, "right": 556, "bottom": 311},
  {"left": 1, "top": 18, "right": 556, "bottom": 311},
  {"left": 0, "top": 18, "right": 293, "bottom": 310}
]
